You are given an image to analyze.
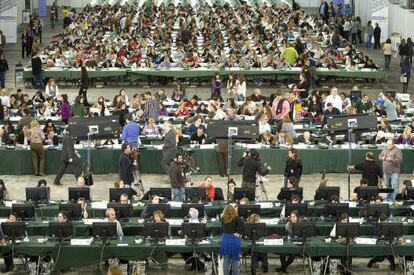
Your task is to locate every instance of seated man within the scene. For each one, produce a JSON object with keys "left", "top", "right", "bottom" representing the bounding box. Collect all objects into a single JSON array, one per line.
[
  {"left": 351, "top": 178, "right": 369, "bottom": 200},
  {"left": 44, "top": 130, "right": 59, "bottom": 146},
  {"left": 190, "top": 127, "right": 207, "bottom": 145},
  {"left": 1, "top": 213, "right": 18, "bottom": 272},
  {"left": 104, "top": 208, "right": 123, "bottom": 238},
  {"left": 296, "top": 131, "right": 315, "bottom": 144},
  {"left": 196, "top": 176, "right": 215, "bottom": 202}
]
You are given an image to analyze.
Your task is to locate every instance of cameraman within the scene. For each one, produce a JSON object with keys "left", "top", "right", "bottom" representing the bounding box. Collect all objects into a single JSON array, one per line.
[
  {"left": 237, "top": 149, "right": 270, "bottom": 189},
  {"left": 169, "top": 153, "right": 185, "bottom": 201}
]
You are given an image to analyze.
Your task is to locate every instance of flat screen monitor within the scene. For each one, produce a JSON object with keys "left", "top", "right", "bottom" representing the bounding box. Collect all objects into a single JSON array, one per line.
[
  {"left": 149, "top": 188, "right": 172, "bottom": 200},
  {"left": 107, "top": 203, "right": 132, "bottom": 221},
  {"left": 234, "top": 188, "right": 256, "bottom": 202},
  {"left": 285, "top": 203, "right": 308, "bottom": 217},
  {"left": 182, "top": 222, "right": 206, "bottom": 242},
  {"left": 292, "top": 222, "right": 316, "bottom": 239},
  {"left": 48, "top": 222, "right": 74, "bottom": 242},
  {"left": 11, "top": 203, "right": 35, "bottom": 221},
  {"left": 366, "top": 203, "right": 389, "bottom": 219},
  {"left": 92, "top": 222, "right": 118, "bottom": 240},
  {"left": 25, "top": 187, "right": 49, "bottom": 205},
  {"left": 68, "top": 187, "right": 91, "bottom": 202},
  {"left": 326, "top": 203, "right": 349, "bottom": 219},
  {"left": 181, "top": 203, "right": 205, "bottom": 219},
  {"left": 147, "top": 203, "right": 171, "bottom": 218},
  {"left": 59, "top": 203, "right": 82, "bottom": 220},
  {"left": 379, "top": 222, "right": 403, "bottom": 240},
  {"left": 237, "top": 204, "right": 261, "bottom": 219},
  {"left": 316, "top": 187, "right": 340, "bottom": 201},
  {"left": 109, "top": 188, "right": 133, "bottom": 202},
  {"left": 243, "top": 223, "right": 267, "bottom": 245},
  {"left": 144, "top": 222, "right": 169, "bottom": 242},
  {"left": 356, "top": 186, "right": 379, "bottom": 201},
  {"left": 335, "top": 223, "right": 360, "bottom": 238},
  {"left": 185, "top": 187, "right": 206, "bottom": 202},
  {"left": 1, "top": 222, "right": 26, "bottom": 242},
  {"left": 278, "top": 188, "right": 303, "bottom": 201}
]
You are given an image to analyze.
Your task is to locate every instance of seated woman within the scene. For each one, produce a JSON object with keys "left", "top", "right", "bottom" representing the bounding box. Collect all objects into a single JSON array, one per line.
[
  {"left": 395, "top": 126, "right": 414, "bottom": 145},
  {"left": 377, "top": 118, "right": 392, "bottom": 133},
  {"left": 105, "top": 208, "right": 124, "bottom": 237},
  {"left": 247, "top": 213, "right": 269, "bottom": 273},
  {"left": 371, "top": 130, "right": 386, "bottom": 144},
  {"left": 152, "top": 210, "right": 166, "bottom": 223},
  {"left": 0, "top": 179, "right": 10, "bottom": 200},
  {"left": 277, "top": 177, "right": 300, "bottom": 201},
  {"left": 292, "top": 73, "right": 310, "bottom": 100},
  {"left": 114, "top": 179, "right": 138, "bottom": 199},
  {"left": 37, "top": 179, "right": 51, "bottom": 198},
  {"left": 77, "top": 197, "right": 89, "bottom": 219},
  {"left": 258, "top": 130, "right": 275, "bottom": 145},
  {"left": 142, "top": 117, "right": 160, "bottom": 136},
  {"left": 277, "top": 210, "right": 299, "bottom": 272},
  {"left": 175, "top": 102, "right": 190, "bottom": 117},
  {"left": 314, "top": 179, "right": 329, "bottom": 200},
  {"left": 274, "top": 131, "right": 294, "bottom": 146},
  {"left": 140, "top": 195, "right": 169, "bottom": 219},
  {"left": 319, "top": 131, "right": 336, "bottom": 146},
  {"left": 395, "top": 179, "right": 412, "bottom": 200}
]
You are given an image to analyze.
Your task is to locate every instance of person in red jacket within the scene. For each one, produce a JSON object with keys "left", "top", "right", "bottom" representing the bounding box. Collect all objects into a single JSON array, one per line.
[{"left": 197, "top": 176, "right": 215, "bottom": 202}]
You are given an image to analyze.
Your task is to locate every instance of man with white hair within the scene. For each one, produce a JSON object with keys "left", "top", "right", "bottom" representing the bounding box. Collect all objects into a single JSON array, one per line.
[{"left": 325, "top": 87, "right": 343, "bottom": 112}]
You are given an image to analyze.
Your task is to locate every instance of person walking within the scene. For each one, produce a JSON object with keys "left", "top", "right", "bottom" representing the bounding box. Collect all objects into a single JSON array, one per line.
[
  {"left": 119, "top": 143, "right": 134, "bottom": 186},
  {"left": 383, "top": 38, "right": 393, "bottom": 69},
  {"left": 373, "top": 23, "right": 382, "bottom": 49},
  {"left": 401, "top": 56, "right": 412, "bottom": 93},
  {"left": 0, "top": 54, "right": 8, "bottom": 88},
  {"left": 28, "top": 120, "right": 45, "bottom": 176},
  {"left": 284, "top": 148, "right": 303, "bottom": 187},
  {"left": 54, "top": 132, "right": 80, "bottom": 185},
  {"left": 366, "top": 21, "right": 373, "bottom": 49},
  {"left": 169, "top": 154, "right": 185, "bottom": 201},
  {"left": 379, "top": 139, "right": 403, "bottom": 201}
]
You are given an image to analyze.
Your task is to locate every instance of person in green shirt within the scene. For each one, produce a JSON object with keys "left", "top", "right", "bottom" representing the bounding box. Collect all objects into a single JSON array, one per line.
[
  {"left": 355, "top": 94, "right": 373, "bottom": 114},
  {"left": 71, "top": 95, "right": 85, "bottom": 117},
  {"left": 281, "top": 43, "right": 299, "bottom": 65}
]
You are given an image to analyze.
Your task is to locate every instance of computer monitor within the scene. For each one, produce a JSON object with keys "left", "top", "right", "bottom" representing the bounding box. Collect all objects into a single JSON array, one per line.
[
  {"left": 335, "top": 223, "right": 360, "bottom": 239},
  {"left": 181, "top": 203, "right": 205, "bottom": 219},
  {"left": 11, "top": 203, "right": 35, "bottom": 221},
  {"left": 326, "top": 203, "right": 349, "bottom": 219},
  {"left": 144, "top": 222, "right": 169, "bottom": 244},
  {"left": 107, "top": 203, "right": 132, "bottom": 222},
  {"left": 147, "top": 203, "right": 171, "bottom": 218},
  {"left": 1, "top": 222, "right": 26, "bottom": 244},
  {"left": 234, "top": 188, "right": 256, "bottom": 202},
  {"left": 292, "top": 222, "right": 316, "bottom": 240},
  {"left": 237, "top": 204, "right": 261, "bottom": 219},
  {"left": 185, "top": 187, "right": 206, "bottom": 202},
  {"left": 58, "top": 203, "right": 82, "bottom": 220},
  {"left": 316, "top": 187, "right": 340, "bottom": 201},
  {"left": 278, "top": 188, "right": 303, "bottom": 201},
  {"left": 405, "top": 187, "right": 414, "bottom": 200},
  {"left": 243, "top": 223, "right": 267, "bottom": 245},
  {"left": 25, "top": 187, "right": 49, "bottom": 205},
  {"left": 109, "top": 188, "right": 133, "bottom": 202},
  {"left": 366, "top": 203, "right": 389, "bottom": 219},
  {"left": 182, "top": 223, "right": 206, "bottom": 244},
  {"left": 92, "top": 222, "right": 118, "bottom": 245},
  {"left": 356, "top": 186, "right": 379, "bottom": 201},
  {"left": 285, "top": 203, "right": 308, "bottom": 217},
  {"left": 149, "top": 188, "right": 172, "bottom": 200},
  {"left": 48, "top": 222, "right": 74, "bottom": 243},
  {"left": 379, "top": 222, "right": 403, "bottom": 240},
  {"left": 68, "top": 187, "right": 91, "bottom": 202}
]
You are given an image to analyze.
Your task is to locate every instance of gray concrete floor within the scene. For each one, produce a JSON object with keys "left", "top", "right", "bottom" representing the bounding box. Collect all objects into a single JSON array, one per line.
[{"left": 0, "top": 12, "right": 410, "bottom": 275}]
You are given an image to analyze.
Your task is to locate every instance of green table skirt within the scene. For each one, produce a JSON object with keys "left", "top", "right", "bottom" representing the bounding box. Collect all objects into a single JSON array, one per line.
[{"left": 1, "top": 147, "right": 413, "bottom": 175}]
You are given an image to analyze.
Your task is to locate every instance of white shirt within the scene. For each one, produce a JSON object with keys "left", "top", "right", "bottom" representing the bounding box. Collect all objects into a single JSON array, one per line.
[
  {"left": 259, "top": 122, "right": 271, "bottom": 134},
  {"left": 237, "top": 81, "right": 246, "bottom": 97},
  {"left": 325, "top": 94, "right": 343, "bottom": 112}
]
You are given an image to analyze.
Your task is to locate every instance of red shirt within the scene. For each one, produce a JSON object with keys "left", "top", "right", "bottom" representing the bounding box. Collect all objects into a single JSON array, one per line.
[{"left": 197, "top": 183, "right": 215, "bottom": 201}]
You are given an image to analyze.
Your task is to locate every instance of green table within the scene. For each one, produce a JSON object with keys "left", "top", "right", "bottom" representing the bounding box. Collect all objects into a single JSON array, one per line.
[
  {"left": 5, "top": 235, "right": 414, "bottom": 270},
  {"left": 1, "top": 147, "right": 412, "bottom": 175}
]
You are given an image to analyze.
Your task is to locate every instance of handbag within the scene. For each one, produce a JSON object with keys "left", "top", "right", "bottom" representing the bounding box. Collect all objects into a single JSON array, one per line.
[{"left": 401, "top": 74, "right": 408, "bottom": 83}]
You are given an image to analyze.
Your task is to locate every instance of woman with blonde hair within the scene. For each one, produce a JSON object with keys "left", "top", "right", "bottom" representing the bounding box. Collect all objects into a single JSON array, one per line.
[
  {"left": 45, "top": 78, "right": 59, "bottom": 98},
  {"left": 143, "top": 117, "right": 160, "bottom": 136},
  {"left": 28, "top": 120, "right": 45, "bottom": 176},
  {"left": 396, "top": 126, "right": 414, "bottom": 145},
  {"left": 219, "top": 204, "right": 243, "bottom": 275}
]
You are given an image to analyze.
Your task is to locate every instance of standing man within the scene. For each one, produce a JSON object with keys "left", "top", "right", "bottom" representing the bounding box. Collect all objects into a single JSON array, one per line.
[
  {"left": 237, "top": 149, "right": 270, "bottom": 189},
  {"left": 54, "top": 132, "right": 80, "bottom": 185},
  {"left": 121, "top": 114, "right": 140, "bottom": 147},
  {"left": 119, "top": 143, "right": 134, "bottom": 186},
  {"left": 379, "top": 139, "right": 403, "bottom": 200},
  {"left": 373, "top": 23, "right": 382, "bottom": 50},
  {"left": 0, "top": 53, "right": 9, "bottom": 89},
  {"left": 169, "top": 153, "right": 185, "bottom": 201},
  {"left": 141, "top": 91, "right": 159, "bottom": 123},
  {"left": 271, "top": 92, "right": 290, "bottom": 130},
  {"left": 349, "top": 152, "right": 383, "bottom": 187},
  {"left": 161, "top": 120, "right": 177, "bottom": 174},
  {"left": 31, "top": 51, "right": 43, "bottom": 89}
]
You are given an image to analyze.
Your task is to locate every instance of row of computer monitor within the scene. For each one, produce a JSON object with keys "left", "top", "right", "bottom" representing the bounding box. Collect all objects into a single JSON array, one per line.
[
  {"left": 1, "top": 220, "right": 403, "bottom": 247},
  {"left": 13, "top": 186, "right": 401, "bottom": 205}
]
